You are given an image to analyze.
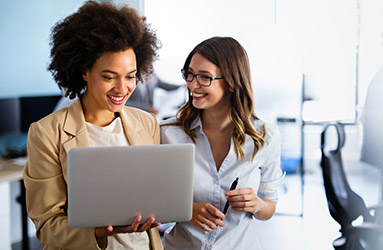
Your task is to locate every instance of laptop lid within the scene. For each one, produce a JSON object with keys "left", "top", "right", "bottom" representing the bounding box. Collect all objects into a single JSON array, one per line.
[{"left": 67, "top": 144, "right": 194, "bottom": 228}]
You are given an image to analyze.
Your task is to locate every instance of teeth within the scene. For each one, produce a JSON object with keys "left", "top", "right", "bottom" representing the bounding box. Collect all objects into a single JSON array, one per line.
[
  {"left": 193, "top": 93, "right": 206, "bottom": 98},
  {"left": 108, "top": 95, "right": 124, "bottom": 101}
]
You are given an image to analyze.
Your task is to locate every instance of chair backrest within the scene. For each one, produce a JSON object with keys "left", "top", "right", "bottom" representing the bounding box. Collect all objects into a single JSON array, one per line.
[{"left": 320, "top": 122, "right": 369, "bottom": 230}]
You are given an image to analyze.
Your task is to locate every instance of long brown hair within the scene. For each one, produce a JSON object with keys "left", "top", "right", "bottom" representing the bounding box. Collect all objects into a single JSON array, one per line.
[{"left": 171, "top": 36, "right": 265, "bottom": 160}]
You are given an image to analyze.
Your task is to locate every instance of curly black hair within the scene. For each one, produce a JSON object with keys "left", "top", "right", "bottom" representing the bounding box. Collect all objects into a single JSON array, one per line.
[{"left": 48, "top": 0, "right": 160, "bottom": 99}]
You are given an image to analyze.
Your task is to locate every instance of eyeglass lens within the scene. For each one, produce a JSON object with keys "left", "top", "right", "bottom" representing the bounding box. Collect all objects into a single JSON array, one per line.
[{"left": 182, "top": 70, "right": 211, "bottom": 86}]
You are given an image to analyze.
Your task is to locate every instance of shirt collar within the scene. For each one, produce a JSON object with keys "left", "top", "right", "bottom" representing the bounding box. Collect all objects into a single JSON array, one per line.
[{"left": 190, "top": 115, "right": 202, "bottom": 131}]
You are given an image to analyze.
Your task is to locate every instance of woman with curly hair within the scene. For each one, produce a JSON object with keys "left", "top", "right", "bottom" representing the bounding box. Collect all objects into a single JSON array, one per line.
[
  {"left": 161, "top": 37, "right": 284, "bottom": 250},
  {"left": 23, "top": 1, "right": 163, "bottom": 249}
]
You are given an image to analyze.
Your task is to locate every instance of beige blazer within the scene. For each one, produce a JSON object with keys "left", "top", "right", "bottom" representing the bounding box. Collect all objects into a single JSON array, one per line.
[{"left": 23, "top": 99, "right": 163, "bottom": 250}]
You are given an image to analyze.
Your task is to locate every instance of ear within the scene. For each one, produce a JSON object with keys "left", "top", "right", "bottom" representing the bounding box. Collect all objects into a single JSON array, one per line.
[{"left": 82, "top": 71, "right": 88, "bottom": 82}]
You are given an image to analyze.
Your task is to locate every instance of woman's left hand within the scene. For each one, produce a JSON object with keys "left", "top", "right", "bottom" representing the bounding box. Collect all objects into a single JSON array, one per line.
[
  {"left": 95, "top": 215, "right": 160, "bottom": 238},
  {"left": 225, "top": 188, "right": 262, "bottom": 214}
]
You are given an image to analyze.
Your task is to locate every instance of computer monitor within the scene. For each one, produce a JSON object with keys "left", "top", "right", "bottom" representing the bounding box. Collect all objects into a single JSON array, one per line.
[
  {"left": 0, "top": 98, "right": 21, "bottom": 136},
  {"left": 19, "top": 95, "right": 62, "bottom": 132}
]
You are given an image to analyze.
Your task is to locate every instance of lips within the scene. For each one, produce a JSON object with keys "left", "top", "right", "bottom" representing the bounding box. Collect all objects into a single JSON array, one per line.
[
  {"left": 107, "top": 94, "right": 126, "bottom": 104},
  {"left": 192, "top": 93, "right": 207, "bottom": 98}
]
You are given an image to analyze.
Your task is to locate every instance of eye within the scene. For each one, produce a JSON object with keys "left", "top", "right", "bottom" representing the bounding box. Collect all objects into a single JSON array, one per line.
[
  {"left": 102, "top": 75, "right": 115, "bottom": 81},
  {"left": 126, "top": 75, "right": 136, "bottom": 82},
  {"left": 199, "top": 75, "right": 212, "bottom": 80}
]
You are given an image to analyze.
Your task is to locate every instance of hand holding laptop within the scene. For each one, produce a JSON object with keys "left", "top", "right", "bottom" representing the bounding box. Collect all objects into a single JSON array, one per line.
[{"left": 95, "top": 215, "right": 160, "bottom": 238}]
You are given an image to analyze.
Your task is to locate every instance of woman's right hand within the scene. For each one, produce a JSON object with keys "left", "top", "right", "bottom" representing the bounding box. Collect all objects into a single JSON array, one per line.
[
  {"left": 190, "top": 203, "right": 225, "bottom": 232},
  {"left": 94, "top": 214, "right": 160, "bottom": 238}
]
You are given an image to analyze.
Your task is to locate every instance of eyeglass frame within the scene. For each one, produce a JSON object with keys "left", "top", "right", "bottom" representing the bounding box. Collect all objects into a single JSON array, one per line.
[{"left": 181, "top": 69, "right": 224, "bottom": 87}]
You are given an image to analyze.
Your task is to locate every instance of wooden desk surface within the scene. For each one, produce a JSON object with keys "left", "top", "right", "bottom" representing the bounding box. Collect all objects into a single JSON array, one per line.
[{"left": 0, "top": 158, "right": 25, "bottom": 183}]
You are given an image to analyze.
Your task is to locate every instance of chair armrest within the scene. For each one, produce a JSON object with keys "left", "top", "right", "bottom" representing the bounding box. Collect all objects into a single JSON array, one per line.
[
  {"left": 367, "top": 203, "right": 383, "bottom": 225},
  {"left": 368, "top": 203, "right": 383, "bottom": 211},
  {"left": 345, "top": 223, "right": 383, "bottom": 249}
]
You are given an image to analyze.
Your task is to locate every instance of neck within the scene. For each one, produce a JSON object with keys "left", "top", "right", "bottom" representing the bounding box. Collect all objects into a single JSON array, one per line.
[
  {"left": 201, "top": 108, "right": 233, "bottom": 131},
  {"left": 81, "top": 96, "right": 116, "bottom": 127}
]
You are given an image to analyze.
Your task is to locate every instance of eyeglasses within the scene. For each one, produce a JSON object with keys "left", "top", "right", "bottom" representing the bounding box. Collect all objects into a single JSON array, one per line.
[{"left": 181, "top": 69, "right": 224, "bottom": 87}]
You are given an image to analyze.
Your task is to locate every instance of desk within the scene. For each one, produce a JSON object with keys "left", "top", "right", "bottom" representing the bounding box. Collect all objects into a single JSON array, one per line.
[
  {"left": 0, "top": 158, "right": 24, "bottom": 182},
  {"left": 0, "top": 158, "right": 29, "bottom": 250}
]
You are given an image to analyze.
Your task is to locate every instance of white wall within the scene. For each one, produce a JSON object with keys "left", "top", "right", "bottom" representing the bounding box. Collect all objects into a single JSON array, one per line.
[
  {"left": 1, "top": 0, "right": 381, "bottom": 116},
  {"left": 358, "top": 0, "right": 383, "bottom": 106},
  {"left": 0, "top": 0, "right": 87, "bottom": 98},
  {"left": 145, "top": 0, "right": 303, "bottom": 123},
  {"left": 112, "top": 0, "right": 144, "bottom": 15},
  {"left": 145, "top": 0, "right": 361, "bottom": 124}
]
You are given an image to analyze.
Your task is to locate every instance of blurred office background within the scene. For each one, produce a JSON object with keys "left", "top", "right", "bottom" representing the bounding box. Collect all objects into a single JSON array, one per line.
[{"left": 0, "top": 0, "right": 382, "bottom": 249}]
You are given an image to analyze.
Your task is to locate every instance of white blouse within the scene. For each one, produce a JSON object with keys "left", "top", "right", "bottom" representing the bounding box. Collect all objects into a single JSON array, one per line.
[{"left": 160, "top": 117, "right": 285, "bottom": 250}]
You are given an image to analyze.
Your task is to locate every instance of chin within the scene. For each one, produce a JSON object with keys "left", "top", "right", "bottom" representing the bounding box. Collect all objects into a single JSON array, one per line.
[
  {"left": 107, "top": 104, "right": 125, "bottom": 113},
  {"left": 193, "top": 104, "right": 211, "bottom": 111}
]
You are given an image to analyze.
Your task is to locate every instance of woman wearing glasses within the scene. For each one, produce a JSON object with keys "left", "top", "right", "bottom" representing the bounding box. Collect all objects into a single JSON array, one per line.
[{"left": 161, "top": 37, "right": 284, "bottom": 249}]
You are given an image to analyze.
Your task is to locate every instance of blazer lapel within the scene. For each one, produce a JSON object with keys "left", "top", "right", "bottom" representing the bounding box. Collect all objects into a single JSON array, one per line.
[
  {"left": 61, "top": 99, "right": 90, "bottom": 181},
  {"left": 120, "top": 108, "right": 147, "bottom": 145}
]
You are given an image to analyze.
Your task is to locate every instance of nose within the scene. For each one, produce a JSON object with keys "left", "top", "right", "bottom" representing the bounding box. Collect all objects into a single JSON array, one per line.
[
  {"left": 115, "top": 78, "right": 135, "bottom": 93},
  {"left": 115, "top": 79, "right": 127, "bottom": 93}
]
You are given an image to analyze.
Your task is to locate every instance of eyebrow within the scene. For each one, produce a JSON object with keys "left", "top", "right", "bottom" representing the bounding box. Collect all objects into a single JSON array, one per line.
[
  {"left": 187, "top": 67, "right": 212, "bottom": 75},
  {"left": 100, "top": 69, "right": 137, "bottom": 74}
]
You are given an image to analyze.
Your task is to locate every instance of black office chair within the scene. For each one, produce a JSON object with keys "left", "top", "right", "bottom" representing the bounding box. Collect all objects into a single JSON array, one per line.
[{"left": 320, "top": 122, "right": 383, "bottom": 250}]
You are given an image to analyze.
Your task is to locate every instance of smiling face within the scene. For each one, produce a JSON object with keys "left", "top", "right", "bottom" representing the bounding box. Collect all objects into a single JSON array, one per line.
[
  {"left": 81, "top": 48, "right": 137, "bottom": 125},
  {"left": 187, "top": 53, "right": 232, "bottom": 113}
]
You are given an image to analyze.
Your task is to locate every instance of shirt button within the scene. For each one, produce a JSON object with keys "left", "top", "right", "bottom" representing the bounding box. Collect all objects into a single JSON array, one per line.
[
  {"left": 215, "top": 180, "right": 219, "bottom": 185},
  {"left": 215, "top": 203, "right": 219, "bottom": 207},
  {"left": 207, "top": 245, "right": 212, "bottom": 250}
]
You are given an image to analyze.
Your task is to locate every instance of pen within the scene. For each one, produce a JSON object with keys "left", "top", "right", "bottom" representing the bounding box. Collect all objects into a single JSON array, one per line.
[{"left": 222, "top": 177, "right": 239, "bottom": 214}]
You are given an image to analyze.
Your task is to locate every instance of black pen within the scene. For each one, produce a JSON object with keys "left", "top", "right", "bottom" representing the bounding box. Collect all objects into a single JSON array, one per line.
[{"left": 222, "top": 177, "right": 239, "bottom": 214}]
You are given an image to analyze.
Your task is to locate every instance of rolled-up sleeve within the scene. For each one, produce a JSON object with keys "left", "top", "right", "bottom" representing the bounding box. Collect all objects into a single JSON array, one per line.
[{"left": 257, "top": 124, "right": 285, "bottom": 203}]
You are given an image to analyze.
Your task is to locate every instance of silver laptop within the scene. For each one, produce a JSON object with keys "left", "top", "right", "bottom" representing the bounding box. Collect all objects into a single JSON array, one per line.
[{"left": 67, "top": 144, "right": 194, "bottom": 228}]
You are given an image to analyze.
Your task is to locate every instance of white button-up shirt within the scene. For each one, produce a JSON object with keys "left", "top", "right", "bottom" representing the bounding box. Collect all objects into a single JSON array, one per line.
[{"left": 160, "top": 117, "right": 284, "bottom": 250}]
